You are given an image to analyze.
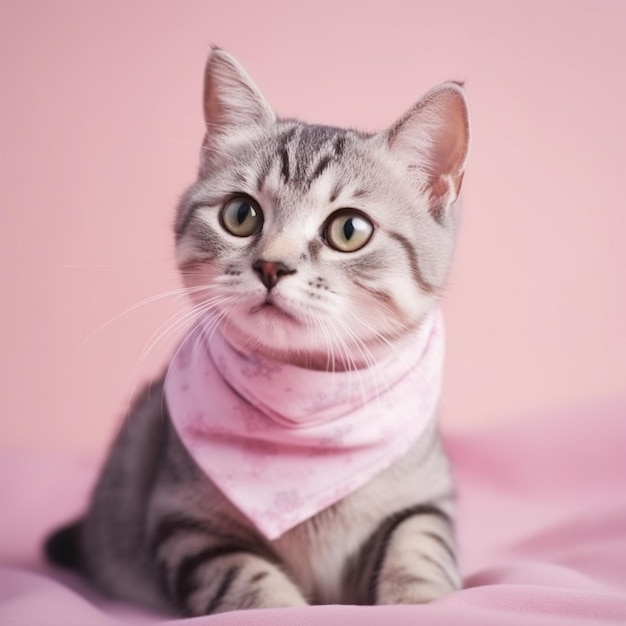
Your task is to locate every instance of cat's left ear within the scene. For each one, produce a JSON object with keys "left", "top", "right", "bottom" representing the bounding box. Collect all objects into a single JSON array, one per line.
[
  {"left": 202, "top": 48, "right": 276, "bottom": 148},
  {"left": 384, "top": 82, "right": 470, "bottom": 218}
]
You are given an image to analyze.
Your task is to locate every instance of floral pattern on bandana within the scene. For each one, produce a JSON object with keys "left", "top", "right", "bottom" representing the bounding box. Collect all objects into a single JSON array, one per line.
[{"left": 165, "top": 310, "right": 444, "bottom": 539}]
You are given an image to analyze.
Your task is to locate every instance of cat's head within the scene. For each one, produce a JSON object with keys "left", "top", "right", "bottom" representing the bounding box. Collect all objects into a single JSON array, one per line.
[{"left": 175, "top": 48, "right": 469, "bottom": 369}]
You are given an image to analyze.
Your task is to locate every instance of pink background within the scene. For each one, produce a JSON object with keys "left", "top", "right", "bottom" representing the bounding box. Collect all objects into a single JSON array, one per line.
[{"left": 1, "top": 1, "right": 625, "bottom": 454}]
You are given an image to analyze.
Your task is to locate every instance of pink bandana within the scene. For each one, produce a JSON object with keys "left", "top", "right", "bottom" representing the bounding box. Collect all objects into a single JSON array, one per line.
[{"left": 164, "top": 310, "right": 444, "bottom": 539}]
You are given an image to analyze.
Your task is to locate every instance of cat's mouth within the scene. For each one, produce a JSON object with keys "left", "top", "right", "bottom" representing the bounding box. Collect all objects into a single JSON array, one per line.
[{"left": 251, "top": 296, "right": 299, "bottom": 323}]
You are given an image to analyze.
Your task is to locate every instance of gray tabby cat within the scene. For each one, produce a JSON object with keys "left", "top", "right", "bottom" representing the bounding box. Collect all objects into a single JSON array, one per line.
[{"left": 45, "top": 48, "right": 470, "bottom": 616}]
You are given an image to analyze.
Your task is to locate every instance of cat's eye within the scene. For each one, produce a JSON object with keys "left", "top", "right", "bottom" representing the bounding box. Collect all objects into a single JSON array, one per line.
[
  {"left": 220, "top": 196, "right": 263, "bottom": 237},
  {"left": 324, "top": 210, "right": 374, "bottom": 252}
]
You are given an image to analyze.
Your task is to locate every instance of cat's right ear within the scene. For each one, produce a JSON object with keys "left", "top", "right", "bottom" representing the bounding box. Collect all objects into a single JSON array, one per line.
[
  {"left": 202, "top": 48, "right": 275, "bottom": 149},
  {"left": 384, "top": 82, "right": 470, "bottom": 220}
]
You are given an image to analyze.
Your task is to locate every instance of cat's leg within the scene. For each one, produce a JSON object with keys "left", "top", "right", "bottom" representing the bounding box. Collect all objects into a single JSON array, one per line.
[
  {"left": 351, "top": 501, "right": 460, "bottom": 605},
  {"left": 149, "top": 515, "right": 308, "bottom": 615}
]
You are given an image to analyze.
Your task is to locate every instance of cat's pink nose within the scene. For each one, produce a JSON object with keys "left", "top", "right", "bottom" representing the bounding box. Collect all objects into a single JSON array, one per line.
[{"left": 252, "top": 260, "right": 296, "bottom": 291}]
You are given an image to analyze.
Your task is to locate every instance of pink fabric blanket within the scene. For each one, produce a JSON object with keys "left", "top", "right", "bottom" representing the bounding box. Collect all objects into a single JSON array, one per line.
[{"left": 1, "top": 400, "right": 625, "bottom": 625}]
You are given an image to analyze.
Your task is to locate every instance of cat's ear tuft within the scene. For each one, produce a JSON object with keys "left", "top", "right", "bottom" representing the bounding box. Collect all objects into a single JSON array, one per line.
[
  {"left": 386, "top": 82, "right": 470, "bottom": 217},
  {"left": 203, "top": 48, "right": 276, "bottom": 140}
]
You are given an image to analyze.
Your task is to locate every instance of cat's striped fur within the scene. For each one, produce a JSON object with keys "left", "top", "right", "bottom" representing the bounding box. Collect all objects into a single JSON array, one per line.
[{"left": 45, "top": 48, "right": 470, "bottom": 616}]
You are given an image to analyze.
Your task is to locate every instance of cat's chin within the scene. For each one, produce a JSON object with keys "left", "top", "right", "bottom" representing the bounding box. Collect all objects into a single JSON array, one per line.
[
  {"left": 221, "top": 308, "right": 328, "bottom": 369},
  {"left": 220, "top": 316, "right": 398, "bottom": 372},
  {"left": 250, "top": 300, "right": 300, "bottom": 324}
]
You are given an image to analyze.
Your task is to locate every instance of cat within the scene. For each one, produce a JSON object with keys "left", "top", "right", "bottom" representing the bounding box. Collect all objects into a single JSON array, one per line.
[{"left": 45, "top": 47, "right": 470, "bottom": 616}]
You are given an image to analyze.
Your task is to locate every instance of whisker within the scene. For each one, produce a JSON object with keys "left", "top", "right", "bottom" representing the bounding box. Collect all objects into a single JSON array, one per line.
[
  {"left": 343, "top": 309, "right": 450, "bottom": 413},
  {"left": 316, "top": 317, "right": 334, "bottom": 373},
  {"left": 139, "top": 294, "right": 228, "bottom": 363},
  {"left": 156, "top": 303, "right": 227, "bottom": 414},
  {"left": 123, "top": 294, "right": 233, "bottom": 425},
  {"left": 167, "top": 139, "right": 252, "bottom": 171},
  {"left": 71, "top": 284, "right": 214, "bottom": 358},
  {"left": 58, "top": 257, "right": 174, "bottom": 269},
  {"left": 193, "top": 303, "right": 233, "bottom": 368},
  {"left": 326, "top": 317, "right": 372, "bottom": 409}
]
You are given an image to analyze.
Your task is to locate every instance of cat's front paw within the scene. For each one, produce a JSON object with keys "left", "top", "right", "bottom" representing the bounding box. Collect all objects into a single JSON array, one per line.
[
  {"left": 376, "top": 570, "right": 457, "bottom": 605},
  {"left": 371, "top": 503, "right": 461, "bottom": 605},
  {"left": 243, "top": 581, "right": 309, "bottom": 611},
  {"left": 180, "top": 557, "right": 309, "bottom": 616}
]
